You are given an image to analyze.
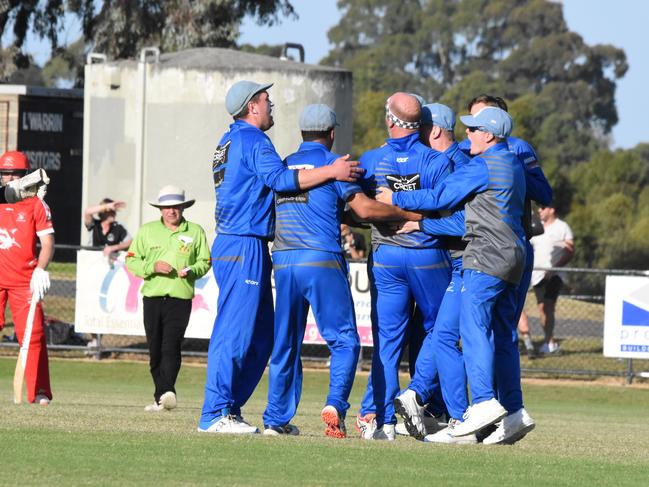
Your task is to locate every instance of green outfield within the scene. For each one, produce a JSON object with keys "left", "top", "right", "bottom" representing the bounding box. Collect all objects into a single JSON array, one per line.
[{"left": 1, "top": 357, "right": 648, "bottom": 486}]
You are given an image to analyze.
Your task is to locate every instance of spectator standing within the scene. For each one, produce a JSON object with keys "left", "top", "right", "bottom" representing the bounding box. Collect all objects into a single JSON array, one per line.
[
  {"left": 0, "top": 151, "right": 54, "bottom": 404},
  {"left": 126, "top": 185, "right": 210, "bottom": 412},
  {"left": 340, "top": 224, "right": 366, "bottom": 260},
  {"left": 83, "top": 198, "right": 133, "bottom": 351},
  {"left": 84, "top": 198, "right": 132, "bottom": 258},
  {"left": 529, "top": 205, "right": 574, "bottom": 354}
]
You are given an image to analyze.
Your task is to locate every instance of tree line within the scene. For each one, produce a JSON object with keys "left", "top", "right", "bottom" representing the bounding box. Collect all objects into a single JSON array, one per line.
[{"left": 2, "top": 0, "right": 647, "bottom": 272}]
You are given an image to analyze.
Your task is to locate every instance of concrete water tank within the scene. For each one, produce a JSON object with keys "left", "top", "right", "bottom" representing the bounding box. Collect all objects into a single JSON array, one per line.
[{"left": 82, "top": 47, "right": 353, "bottom": 239}]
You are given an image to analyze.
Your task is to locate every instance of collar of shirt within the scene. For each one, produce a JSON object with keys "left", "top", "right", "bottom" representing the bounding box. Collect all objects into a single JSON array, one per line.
[
  {"left": 156, "top": 217, "right": 188, "bottom": 234},
  {"left": 483, "top": 141, "right": 509, "bottom": 156},
  {"left": 385, "top": 131, "right": 420, "bottom": 152},
  {"left": 298, "top": 141, "right": 329, "bottom": 153}
]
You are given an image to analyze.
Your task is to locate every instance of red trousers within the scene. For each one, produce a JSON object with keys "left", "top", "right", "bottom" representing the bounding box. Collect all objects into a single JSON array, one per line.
[{"left": 0, "top": 287, "right": 52, "bottom": 403}]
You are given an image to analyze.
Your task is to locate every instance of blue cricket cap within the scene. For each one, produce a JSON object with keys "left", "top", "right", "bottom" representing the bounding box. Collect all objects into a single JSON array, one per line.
[
  {"left": 421, "top": 103, "right": 456, "bottom": 131},
  {"left": 460, "top": 106, "right": 513, "bottom": 138},
  {"left": 299, "top": 104, "right": 338, "bottom": 131},
  {"left": 225, "top": 80, "right": 273, "bottom": 117},
  {"left": 409, "top": 93, "right": 426, "bottom": 106}
]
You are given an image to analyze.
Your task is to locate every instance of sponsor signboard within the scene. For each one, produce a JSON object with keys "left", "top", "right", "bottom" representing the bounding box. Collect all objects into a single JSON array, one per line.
[
  {"left": 604, "top": 276, "right": 649, "bottom": 359},
  {"left": 74, "top": 250, "right": 373, "bottom": 346}
]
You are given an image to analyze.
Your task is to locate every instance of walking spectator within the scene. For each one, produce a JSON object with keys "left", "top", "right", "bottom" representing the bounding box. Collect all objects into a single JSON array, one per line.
[
  {"left": 126, "top": 185, "right": 210, "bottom": 412},
  {"left": 529, "top": 204, "right": 574, "bottom": 354}
]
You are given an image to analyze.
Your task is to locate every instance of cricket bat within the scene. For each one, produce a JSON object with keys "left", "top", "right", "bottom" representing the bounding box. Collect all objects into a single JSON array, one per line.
[{"left": 13, "top": 293, "right": 39, "bottom": 404}]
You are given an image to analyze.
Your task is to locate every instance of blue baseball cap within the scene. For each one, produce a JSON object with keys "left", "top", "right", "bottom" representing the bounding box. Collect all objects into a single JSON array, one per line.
[
  {"left": 460, "top": 106, "right": 513, "bottom": 138},
  {"left": 409, "top": 93, "right": 426, "bottom": 106},
  {"left": 421, "top": 103, "right": 456, "bottom": 131},
  {"left": 299, "top": 104, "right": 338, "bottom": 131},
  {"left": 225, "top": 80, "right": 273, "bottom": 117}
]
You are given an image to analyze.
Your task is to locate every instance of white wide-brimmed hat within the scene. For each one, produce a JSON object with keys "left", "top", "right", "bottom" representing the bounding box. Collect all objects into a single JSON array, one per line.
[{"left": 148, "top": 185, "right": 195, "bottom": 209}]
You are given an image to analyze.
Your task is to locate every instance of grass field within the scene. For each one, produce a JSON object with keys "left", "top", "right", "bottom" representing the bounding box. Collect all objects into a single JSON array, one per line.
[{"left": 2, "top": 357, "right": 649, "bottom": 486}]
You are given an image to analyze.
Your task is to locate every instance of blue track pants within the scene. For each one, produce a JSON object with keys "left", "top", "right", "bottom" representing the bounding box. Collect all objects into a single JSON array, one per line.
[
  {"left": 200, "top": 234, "right": 274, "bottom": 423},
  {"left": 263, "top": 250, "right": 360, "bottom": 426},
  {"left": 359, "top": 245, "right": 450, "bottom": 425}
]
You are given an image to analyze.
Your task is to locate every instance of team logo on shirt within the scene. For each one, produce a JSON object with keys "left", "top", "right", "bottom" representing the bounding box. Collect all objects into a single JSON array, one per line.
[
  {"left": 15, "top": 212, "right": 26, "bottom": 223},
  {"left": 212, "top": 140, "right": 231, "bottom": 188},
  {"left": 0, "top": 228, "right": 21, "bottom": 250},
  {"left": 386, "top": 173, "right": 420, "bottom": 192}
]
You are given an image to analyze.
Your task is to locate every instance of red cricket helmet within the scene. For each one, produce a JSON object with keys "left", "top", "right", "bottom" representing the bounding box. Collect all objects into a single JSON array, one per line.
[{"left": 0, "top": 151, "right": 29, "bottom": 172}]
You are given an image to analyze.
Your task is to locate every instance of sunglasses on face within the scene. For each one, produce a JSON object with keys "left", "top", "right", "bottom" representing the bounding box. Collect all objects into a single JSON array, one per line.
[{"left": 467, "top": 126, "right": 483, "bottom": 132}]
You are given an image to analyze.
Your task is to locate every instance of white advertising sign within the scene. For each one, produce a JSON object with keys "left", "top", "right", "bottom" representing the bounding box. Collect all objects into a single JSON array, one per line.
[
  {"left": 74, "top": 250, "right": 373, "bottom": 346},
  {"left": 604, "top": 275, "right": 649, "bottom": 359}
]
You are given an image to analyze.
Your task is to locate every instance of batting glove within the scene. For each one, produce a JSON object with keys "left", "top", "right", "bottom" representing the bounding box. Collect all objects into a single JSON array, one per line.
[
  {"left": 30, "top": 268, "right": 51, "bottom": 301},
  {"left": 4, "top": 169, "right": 50, "bottom": 203}
]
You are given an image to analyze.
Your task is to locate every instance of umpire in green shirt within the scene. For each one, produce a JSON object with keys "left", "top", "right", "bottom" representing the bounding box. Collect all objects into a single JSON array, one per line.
[{"left": 126, "top": 185, "right": 211, "bottom": 412}]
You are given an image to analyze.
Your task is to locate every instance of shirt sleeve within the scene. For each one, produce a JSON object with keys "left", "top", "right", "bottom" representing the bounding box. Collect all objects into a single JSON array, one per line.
[
  {"left": 33, "top": 198, "right": 54, "bottom": 236},
  {"left": 335, "top": 180, "right": 363, "bottom": 201},
  {"left": 563, "top": 221, "right": 574, "bottom": 242},
  {"left": 252, "top": 137, "right": 300, "bottom": 192},
  {"left": 525, "top": 165, "right": 553, "bottom": 206},
  {"left": 125, "top": 228, "right": 154, "bottom": 278},
  {"left": 189, "top": 225, "right": 211, "bottom": 279},
  {"left": 393, "top": 158, "right": 489, "bottom": 211},
  {"left": 420, "top": 210, "right": 465, "bottom": 237}
]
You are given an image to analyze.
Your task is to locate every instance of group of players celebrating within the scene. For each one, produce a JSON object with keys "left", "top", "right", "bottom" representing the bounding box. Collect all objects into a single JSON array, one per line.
[
  {"left": 196, "top": 80, "right": 551, "bottom": 446},
  {"left": 0, "top": 79, "right": 550, "bottom": 445}
]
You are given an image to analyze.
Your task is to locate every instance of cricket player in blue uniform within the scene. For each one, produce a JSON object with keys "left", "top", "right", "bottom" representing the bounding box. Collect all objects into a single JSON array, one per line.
[
  {"left": 198, "top": 82, "right": 363, "bottom": 434},
  {"left": 377, "top": 106, "right": 526, "bottom": 438},
  {"left": 391, "top": 103, "right": 475, "bottom": 442},
  {"left": 262, "top": 104, "right": 423, "bottom": 439},
  {"left": 355, "top": 93, "right": 452, "bottom": 441},
  {"left": 457, "top": 95, "right": 551, "bottom": 443}
]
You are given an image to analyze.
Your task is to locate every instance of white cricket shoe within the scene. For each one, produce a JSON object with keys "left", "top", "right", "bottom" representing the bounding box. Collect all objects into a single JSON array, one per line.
[
  {"left": 450, "top": 398, "right": 507, "bottom": 437},
  {"left": 144, "top": 402, "right": 164, "bottom": 412},
  {"left": 159, "top": 391, "right": 177, "bottom": 410},
  {"left": 424, "top": 418, "right": 478, "bottom": 444},
  {"left": 395, "top": 422, "right": 409, "bottom": 436},
  {"left": 356, "top": 413, "right": 377, "bottom": 440},
  {"left": 482, "top": 408, "right": 535, "bottom": 445},
  {"left": 263, "top": 424, "right": 300, "bottom": 436},
  {"left": 197, "top": 414, "right": 259, "bottom": 434},
  {"left": 539, "top": 341, "right": 560, "bottom": 354},
  {"left": 372, "top": 424, "right": 395, "bottom": 441},
  {"left": 393, "top": 389, "right": 426, "bottom": 440}
]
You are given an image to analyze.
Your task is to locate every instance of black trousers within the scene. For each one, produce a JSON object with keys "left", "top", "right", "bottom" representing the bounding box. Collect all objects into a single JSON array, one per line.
[{"left": 142, "top": 296, "right": 192, "bottom": 402}]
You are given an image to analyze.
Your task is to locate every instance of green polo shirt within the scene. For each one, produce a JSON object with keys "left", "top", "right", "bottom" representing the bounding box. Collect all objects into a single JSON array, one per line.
[{"left": 126, "top": 218, "right": 210, "bottom": 299}]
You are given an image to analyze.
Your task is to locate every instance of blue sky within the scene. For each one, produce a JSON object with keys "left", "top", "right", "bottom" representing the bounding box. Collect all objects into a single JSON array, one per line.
[
  {"left": 238, "top": 0, "right": 646, "bottom": 150},
  {"left": 8, "top": 0, "right": 646, "bottom": 149}
]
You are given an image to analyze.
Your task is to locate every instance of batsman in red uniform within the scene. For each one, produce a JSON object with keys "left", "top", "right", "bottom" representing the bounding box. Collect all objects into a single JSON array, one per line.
[{"left": 0, "top": 151, "right": 55, "bottom": 404}]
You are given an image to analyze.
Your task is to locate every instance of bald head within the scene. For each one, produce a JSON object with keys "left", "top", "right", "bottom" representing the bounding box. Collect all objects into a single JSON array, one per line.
[{"left": 387, "top": 92, "right": 422, "bottom": 124}]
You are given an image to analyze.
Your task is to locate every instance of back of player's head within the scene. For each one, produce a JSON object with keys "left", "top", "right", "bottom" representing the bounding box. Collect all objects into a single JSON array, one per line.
[{"left": 467, "top": 94, "right": 508, "bottom": 112}]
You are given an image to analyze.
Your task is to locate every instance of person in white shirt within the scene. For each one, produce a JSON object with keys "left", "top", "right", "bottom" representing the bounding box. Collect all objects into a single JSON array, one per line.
[{"left": 522, "top": 205, "right": 574, "bottom": 354}]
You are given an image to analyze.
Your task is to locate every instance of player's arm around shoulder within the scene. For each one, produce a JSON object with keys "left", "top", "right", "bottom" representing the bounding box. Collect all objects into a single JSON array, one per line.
[{"left": 185, "top": 222, "right": 211, "bottom": 279}]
